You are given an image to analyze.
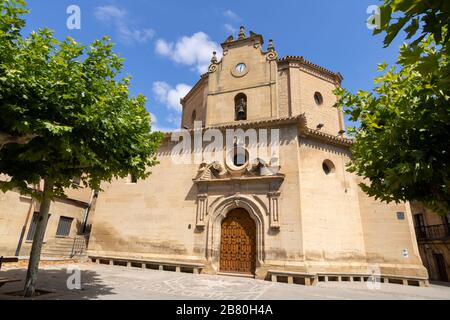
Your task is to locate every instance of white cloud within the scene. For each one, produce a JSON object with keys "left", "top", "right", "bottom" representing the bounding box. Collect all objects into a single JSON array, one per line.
[
  {"left": 152, "top": 81, "right": 192, "bottom": 112},
  {"left": 223, "top": 9, "right": 240, "bottom": 21},
  {"left": 150, "top": 113, "right": 157, "bottom": 125},
  {"left": 223, "top": 10, "right": 241, "bottom": 37},
  {"left": 119, "top": 28, "right": 155, "bottom": 44},
  {"left": 155, "top": 39, "right": 173, "bottom": 56},
  {"left": 94, "top": 5, "right": 155, "bottom": 44},
  {"left": 155, "top": 32, "right": 222, "bottom": 74},
  {"left": 94, "top": 5, "right": 126, "bottom": 21},
  {"left": 149, "top": 113, "right": 175, "bottom": 133},
  {"left": 224, "top": 23, "right": 237, "bottom": 34},
  {"left": 166, "top": 114, "right": 181, "bottom": 126}
]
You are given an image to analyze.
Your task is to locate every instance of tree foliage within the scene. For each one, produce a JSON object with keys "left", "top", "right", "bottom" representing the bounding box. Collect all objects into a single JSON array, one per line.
[
  {"left": 0, "top": 0, "right": 163, "bottom": 199},
  {"left": 336, "top": 0, "right": 450, "bottom": 214},
  {"left": 376, "top": 0, "right": 450, "bottom": 47},
  {"left": 0, "top": 0, "right": 163, "bottom": 296},
  {"left": 376, "top": 0, "right": 450, "bottom": 88}
]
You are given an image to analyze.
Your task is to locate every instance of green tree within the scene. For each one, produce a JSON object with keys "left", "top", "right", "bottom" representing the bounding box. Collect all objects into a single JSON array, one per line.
[
  {"left": 0, "top": 0, "right": 163, "bottom": 297},
  {"left": 335, "top": 0, "right": 450, "bottom": 214},
  {"left": 376, "top": 0, "right": 450, "bottom": 87},
  {"left": 0, "top": 0, "right": 39, "bottom": 148},
  {"left": 376, "top": 0, "right": 450, "bottom": 47}
]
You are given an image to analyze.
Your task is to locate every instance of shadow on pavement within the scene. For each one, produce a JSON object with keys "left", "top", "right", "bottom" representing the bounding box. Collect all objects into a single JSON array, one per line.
[
  {"left": 0, "top": 267, "right": 115, "bottom": 300},
  {"left": 430, "top": 281, "right": 450, "bottom": 288}
]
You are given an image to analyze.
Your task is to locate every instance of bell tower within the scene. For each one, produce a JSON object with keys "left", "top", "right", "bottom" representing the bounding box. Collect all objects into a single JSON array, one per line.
[
  {"left": 205, "top": 26, "right": 279, "bottom": 126},
  {"left": 180, "top": 26, "right": 345, "bottom": 136}
]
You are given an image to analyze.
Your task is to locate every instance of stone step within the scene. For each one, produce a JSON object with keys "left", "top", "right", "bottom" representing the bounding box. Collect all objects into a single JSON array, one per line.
[
  {"left": 43, "top": 249, "right": 85, "bottom": 254},
  {"left": 49, "top": 239, "right": 76, "bottom": 244},
  {"left": 46, "top": 241, "right": 86, "bottom": 248},
  {"left": 42, "top": 237, "right": 87, "bottom": 258},
  {"left": 41, "top": 253, "right": 87, "bottom": 260},
  {"left": 47, "top": 244, "right": 74, "bottom": 249},
  {"left": 41, "top": 253, "right": 72, "bottom": 258},
  {"left": 45, "top": 245, "right": 75, "bottom": 250},
  {"left": 42, "top": 249, "right": 76, "bottom": 254},
  {"left": 46, "top": 243, "right": 76, "bottom": 247},
  {"left": 43, "top": 249, "right": 75, "bottom": 254},
  {"left": 44, "top": 245, "right": 72, "bottom": 249},
  {"left": 49, "top": 237, "right": 87, "bottom": 244},
  {"left": 41, "top": 253, "right": 71, "bottom": 258},
  {"left": 45, "top": 243, "right": 74, "bottom": 247},
  {"left": 43, "top": 246, "right": 85, "bottom": 252}
]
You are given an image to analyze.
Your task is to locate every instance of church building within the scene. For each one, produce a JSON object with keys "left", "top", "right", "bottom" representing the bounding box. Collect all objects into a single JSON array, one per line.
[{"left": 86, "top": 27, "right": 428, "bottom": 285}]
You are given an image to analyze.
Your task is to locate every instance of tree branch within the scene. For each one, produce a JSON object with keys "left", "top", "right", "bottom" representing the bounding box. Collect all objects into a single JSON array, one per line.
[{"left": 0, "top": 132, "right": 40, "bottom": 149}]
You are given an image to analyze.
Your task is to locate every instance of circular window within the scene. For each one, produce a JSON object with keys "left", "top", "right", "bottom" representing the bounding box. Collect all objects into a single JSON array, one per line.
[
  {"left": 314, "top": 92, "right": 324, "bottom": 106},
  {"left": 226, "top": 146, "right": 250, "bottom": 174},
  {"left": 235, "top": 63, "right": 246, "bottom": 73},
  {"left": 233, "top": 147, "right": 248, "bottom": 167},
  {"left": 322, "top": 160, "right": 335, "bottom": 175}
]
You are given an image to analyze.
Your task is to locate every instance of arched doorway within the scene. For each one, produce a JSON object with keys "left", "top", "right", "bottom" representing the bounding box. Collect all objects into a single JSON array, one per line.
[{"left": 220, "top": 208, "right": 256, "bottom": 275}]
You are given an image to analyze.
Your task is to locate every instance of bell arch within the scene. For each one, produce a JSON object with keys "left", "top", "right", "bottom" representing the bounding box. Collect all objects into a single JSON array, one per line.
[
  {"left": 206, "top": 194, "right": 266, "bottom": 272},
  {"left": 234, "top": 93, "right": 247, "bottom": 121}
]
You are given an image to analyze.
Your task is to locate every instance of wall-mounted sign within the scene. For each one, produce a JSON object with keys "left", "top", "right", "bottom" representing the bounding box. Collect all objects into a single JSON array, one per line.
[{"left": 402, "top": 249, "right": 409, "bottom": 258}]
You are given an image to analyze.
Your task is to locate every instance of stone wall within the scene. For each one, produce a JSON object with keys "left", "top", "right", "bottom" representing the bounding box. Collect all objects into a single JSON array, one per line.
[
  {"left": 87, "top": 140, "right": 203, "bottom": 264},
  {"left": 181, "top": 79, "right": 208, "bottom": 129},
  {"left": 0, "top": 189, "right": 87, "bottom": 257},
  {"left": 87, "top": 124, "right": 428, "bottom": 279}
]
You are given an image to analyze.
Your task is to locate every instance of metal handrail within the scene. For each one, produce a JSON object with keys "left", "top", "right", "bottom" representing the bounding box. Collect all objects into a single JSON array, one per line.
[
  {"left": 416, "top": 224, "right": 450, "bottom": 241},
  {"left": 70, "top": 234, "right": 89, "bottom": 258}
]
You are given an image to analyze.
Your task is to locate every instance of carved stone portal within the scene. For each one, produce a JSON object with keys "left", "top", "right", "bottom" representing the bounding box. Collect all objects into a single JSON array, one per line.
[
  {"left": 268, "top": 191, "right": 281, "bottom": 229},
  {"left": 193, "top": 160, "right": 283, "bottom": 182},
  {"left": 196, "top": 194, "right": 208, "bottom": 228}
]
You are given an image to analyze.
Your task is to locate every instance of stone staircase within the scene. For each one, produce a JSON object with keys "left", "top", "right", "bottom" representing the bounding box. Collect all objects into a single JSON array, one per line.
[{"left": 42, "top": 235, "right": 89, "bottom": 260}]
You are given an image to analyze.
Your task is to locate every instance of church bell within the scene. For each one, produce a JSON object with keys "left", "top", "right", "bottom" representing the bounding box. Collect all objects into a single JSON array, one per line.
[{"left": 236, "top": 105, "right": 246, "bottom": 120}]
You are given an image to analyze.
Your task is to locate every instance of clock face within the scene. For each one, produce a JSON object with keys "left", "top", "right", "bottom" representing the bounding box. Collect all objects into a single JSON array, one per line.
[{"left": 235, "top": 63, "right": 246, "bottom": 73}]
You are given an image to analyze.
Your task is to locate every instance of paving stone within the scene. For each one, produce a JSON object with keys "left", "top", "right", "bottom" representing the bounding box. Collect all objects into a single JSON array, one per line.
[{"left": 0, "top": 263, "right": 449, "bottom": 300}]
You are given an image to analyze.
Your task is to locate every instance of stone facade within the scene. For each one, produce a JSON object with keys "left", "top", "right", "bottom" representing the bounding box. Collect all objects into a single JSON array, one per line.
[
  {"left": 0, "top": 176, "right": 93, "bottom": 258},
  {"left": 87, "top": 28, "right": 428, "bottom": 283}
]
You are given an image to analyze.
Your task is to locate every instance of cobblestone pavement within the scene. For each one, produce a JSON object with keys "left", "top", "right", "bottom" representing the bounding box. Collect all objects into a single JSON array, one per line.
[{"left": 0, "top": 262, "right": 449, "bottom": 300}]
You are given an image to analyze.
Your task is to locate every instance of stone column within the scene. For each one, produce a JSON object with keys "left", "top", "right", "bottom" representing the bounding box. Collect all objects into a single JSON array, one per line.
[
  {"left": 268, "top": 191, "right": 281, "bottom": 229},
  {"left": 196, "top": 194, "right": 208, "bottom": 228}
]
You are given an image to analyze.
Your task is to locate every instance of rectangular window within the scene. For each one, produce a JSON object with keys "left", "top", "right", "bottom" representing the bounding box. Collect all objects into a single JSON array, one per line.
[
  {"left": 396, "top": 212, "right": 405, "bottom": 220},
  {"left": 72, "top": 176, "right": 81, "bottom": 186},
  {"left": 414, "top": 213, "right": 427, "bottom": 239},
  {"left": 56, "top": 216, "right": 73, "bottom": 237},
  {"left": 414, "top": 214, "right": 425, "bottom": 227},
  {"left": 26, "top": 212, "right": 51, "bottom": 241}
]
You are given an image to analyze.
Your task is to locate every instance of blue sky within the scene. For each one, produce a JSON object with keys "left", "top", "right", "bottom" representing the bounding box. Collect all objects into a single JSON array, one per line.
[{"left": 23, "top": 0, "right": 404, "bottom": 131}]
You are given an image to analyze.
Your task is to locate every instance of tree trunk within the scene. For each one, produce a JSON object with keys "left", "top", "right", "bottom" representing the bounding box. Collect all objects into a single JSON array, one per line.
[{"left": 23, "top": 178, "right": 53, "bottom": 298}]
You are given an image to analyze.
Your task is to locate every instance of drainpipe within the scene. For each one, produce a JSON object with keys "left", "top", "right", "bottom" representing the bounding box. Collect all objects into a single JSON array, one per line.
[{"left": 81, "top": 189, "right": 97, "bottom": 234}]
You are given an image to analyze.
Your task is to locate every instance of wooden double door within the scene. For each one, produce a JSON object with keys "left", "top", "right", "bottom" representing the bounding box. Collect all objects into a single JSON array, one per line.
[{"left": 220, "top": 209, "right": 256, "bottom": 275}]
